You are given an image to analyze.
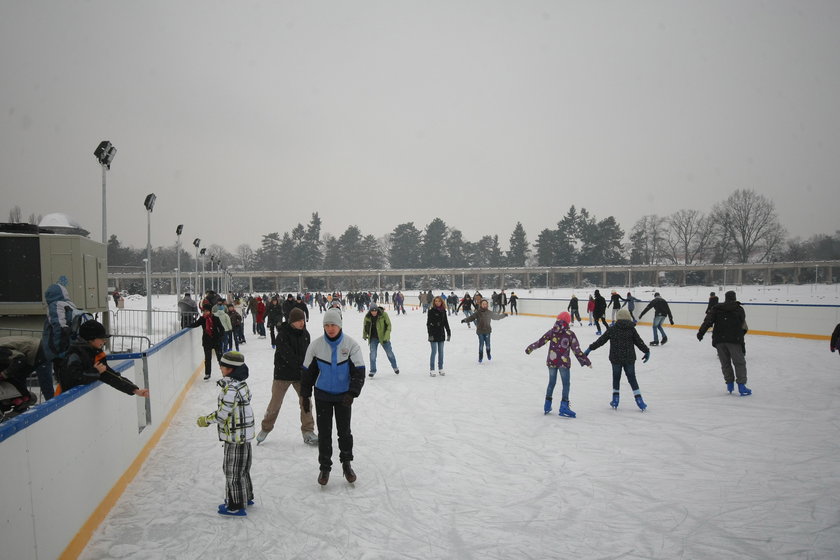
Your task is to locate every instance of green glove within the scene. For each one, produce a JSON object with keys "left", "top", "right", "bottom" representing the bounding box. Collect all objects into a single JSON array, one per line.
[{"left": 197, "top": 415, "right": 211, "bottom": 427}]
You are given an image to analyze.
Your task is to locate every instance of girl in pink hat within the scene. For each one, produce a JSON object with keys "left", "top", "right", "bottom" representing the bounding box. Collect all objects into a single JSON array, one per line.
[{"left": 525, "top": 311, "right": 591, "bottom": 417}]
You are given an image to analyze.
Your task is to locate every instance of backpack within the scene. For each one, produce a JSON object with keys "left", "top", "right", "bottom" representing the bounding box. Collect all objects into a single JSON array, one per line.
[{"left": 69, "top": 309, "right": 96, "bottom": 344}]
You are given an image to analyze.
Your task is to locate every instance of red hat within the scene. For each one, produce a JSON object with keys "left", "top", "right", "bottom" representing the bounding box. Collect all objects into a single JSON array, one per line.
[{"left": 557, "top": 311, "right": 571, "bottom": 324}]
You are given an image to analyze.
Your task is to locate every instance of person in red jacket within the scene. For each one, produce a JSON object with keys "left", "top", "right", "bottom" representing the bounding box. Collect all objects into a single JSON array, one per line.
[{"left": 255, "top": 297, "right": 267, "bottom": 339}]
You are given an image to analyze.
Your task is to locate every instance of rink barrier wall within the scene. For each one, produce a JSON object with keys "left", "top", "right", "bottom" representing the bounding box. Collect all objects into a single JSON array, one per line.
[
  {"left": 0, "top": 328, "right": 203, "bottom": 560},
  {"left": 513, "top": 298, "right": 838, "bottom": 340}
]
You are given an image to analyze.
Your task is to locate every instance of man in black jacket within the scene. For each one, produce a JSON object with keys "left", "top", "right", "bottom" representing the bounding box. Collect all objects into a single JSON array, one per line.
[
  {"left": 697, "top": 290, "right": 751, "bottom": 396},
  {"left": 256, "top": 307, "right": 316, "bottom": 445},
  {"left": 61, "top": 320, "right": 149, "bottom": 398},
  {"left": 638, "top": 292, "right": 674, "bottom": 346}
]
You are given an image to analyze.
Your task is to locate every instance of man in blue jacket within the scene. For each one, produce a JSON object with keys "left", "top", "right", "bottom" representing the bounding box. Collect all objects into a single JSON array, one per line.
[{"left": 301, "top": 308, "right": 366, "bottom": 486}]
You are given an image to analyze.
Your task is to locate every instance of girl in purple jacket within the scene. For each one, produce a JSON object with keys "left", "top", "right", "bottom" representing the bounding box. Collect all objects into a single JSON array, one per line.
[{"left": 525, "top": 312, "right": 591, "bottom": 417}]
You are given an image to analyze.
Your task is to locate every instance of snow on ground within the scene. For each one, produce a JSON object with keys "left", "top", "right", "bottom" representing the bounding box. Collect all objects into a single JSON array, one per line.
[{"left": 80, "top": 289, "right": 840, "bottom": 560}]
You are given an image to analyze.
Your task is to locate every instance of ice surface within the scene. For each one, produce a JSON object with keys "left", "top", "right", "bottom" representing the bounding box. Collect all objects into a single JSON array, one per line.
[{"left": 80, "top": 290, "right": 840, "bottom": 560}]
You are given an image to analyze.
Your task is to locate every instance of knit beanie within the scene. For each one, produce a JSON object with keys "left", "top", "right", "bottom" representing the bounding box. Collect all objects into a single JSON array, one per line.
[
  {"left": 557, "top": 311, "right": 571, "bottom": 324},
  {"left": 725, "top": 290, "right": 737, "bottom": 302},
  {"left": 616, "top": 308, "right": 632, "bottom": 322},
  {"left": 220, "top": 351, "right": 245, "bottom": 368},
  {"left": 323, "top": 308, "right": 343, "bottom": 328},
  {"left": 289, "top": 307, "right": 306, "bottom": 323}
]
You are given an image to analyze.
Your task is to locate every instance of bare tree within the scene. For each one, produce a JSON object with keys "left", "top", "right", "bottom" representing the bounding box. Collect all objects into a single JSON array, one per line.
[
  {"left": 8, "top": 205, "right": 22, "bottom": 222},
  {"left": 629, "top": 215, "right": 667, "bottom": 264},
  {"left": 712, "top": 189, "right": 786, "bottom": 263},
  {"left": 236, "top": 244, "right": 254, "bottom": 269},
  {"left": 663, "top": 209, "right": 714, "bottom": 264}
]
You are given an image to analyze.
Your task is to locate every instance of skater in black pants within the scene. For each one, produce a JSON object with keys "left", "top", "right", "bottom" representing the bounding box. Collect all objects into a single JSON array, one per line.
[
  {"left": 592, "top": 289, "right": 610, "bottom": 334},
  {"left": 509, "top": 292, "right": 519, "bottom": 315},
  {"left": 301, "top": 309, "right": 366, "bottom": 485},
  {"left": 567, "top": 295, "right": 582, "bottom": 326},
  {"left": 585, "top": 308, "right": 650, "bottom": 411},
  {"left": 190, "top": 305, "right": 225, "bottom": 380}
]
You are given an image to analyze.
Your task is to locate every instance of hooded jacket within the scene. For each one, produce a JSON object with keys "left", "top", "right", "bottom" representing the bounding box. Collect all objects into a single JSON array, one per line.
[
  {"left": 204, "top": 364, "right": 254, "bottom": 444},
  {"left": 526, "top": 321, "right": 591, "bottom": 369},
  {"left": 41, "top": 283, "right": 78, "bottom": 362},
  {"left": 363, "top": 307, "right": 393, "bottom": 343}
]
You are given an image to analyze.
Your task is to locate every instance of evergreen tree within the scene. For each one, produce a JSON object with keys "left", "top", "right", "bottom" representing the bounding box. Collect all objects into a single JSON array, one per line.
[
  {"left": 421, "top": 218, "right": 449, "bottom": 268},
  {"left": 507, "top": 222, "right": 530, "bottom": 266},
  {"left": 302, "top": 212, "right": 323, "bottom": 270},
  {"left": 337, "top": 225, "right": 365, "bottom": 269},
  {"left": 322, "top": 234, "right": 341, "bottom": 269},
  {"left": 256, "top": 233, "right": 281, "bottom": 270},
  {"left": 446, "top": 228, "right": 468, "bottom": 268},
  {"left": 389, "top": 222, "right": 422, "bottom": 269},
  {"left": 361, "top": 234, "right": 385, "bottom": 269}
]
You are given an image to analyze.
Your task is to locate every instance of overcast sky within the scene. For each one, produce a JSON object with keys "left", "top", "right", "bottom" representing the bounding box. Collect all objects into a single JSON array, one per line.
[{"left": 1, "top": 1, "right": 838, "bottom": 253}]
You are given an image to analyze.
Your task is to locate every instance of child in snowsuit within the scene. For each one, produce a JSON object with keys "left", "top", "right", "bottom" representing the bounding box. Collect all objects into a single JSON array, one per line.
[
  {"left": 461, "top": 299, "right": 506, "bottom": 363},
  {"left": 585, "top": 308, "right": 650, "bottom": 411},
  {"left": 197, "top": 351, "right": 255, "bottom": 516},
  {"left": 525, "top": 311, "right": 591, "bottom": 417},
  {"left": 301, "top": 308, "right": 366, "bottom": 486}
]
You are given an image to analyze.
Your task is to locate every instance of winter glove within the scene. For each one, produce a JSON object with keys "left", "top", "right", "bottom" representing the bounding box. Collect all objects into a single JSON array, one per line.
[
  {"left": 342, "top": 394, "right": 354, "bottom": 407},
  {"left": 670, "top": 319, "right": 674, "bottom": 325},
  {"left": 696, "top": 332, "right": 704, "bottom": 341},
  {"left": 300, "top": 396, "right": 311, "bottom": 413},
  {"left": 832, "top": 346, "right": 836, "bottom": 353},
  {"left": 525, "top": 347, "right": 532, "bottom": 355},
  {"left": 642, "top": 352, "right": 650, "bottom": 363},
  {"left": 583, "top": 348, "right": 591, "bottom": 356},
  {"left": 428, "top": 335, "right": 434, "bottom": 342},
  {"left": 460, "top": 319, "right": 467, "bottom": 324},
  {"left": 196, "top": 415, "right": 212, "bottom": 427},
  {"left": 446, "top": 335, "right": 451, "bottom": 342}
]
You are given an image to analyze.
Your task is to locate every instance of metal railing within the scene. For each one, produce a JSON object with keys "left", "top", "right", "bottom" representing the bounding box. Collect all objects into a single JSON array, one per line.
[{"left": 105, "top": 309, "right": 185, "bottom": 347}]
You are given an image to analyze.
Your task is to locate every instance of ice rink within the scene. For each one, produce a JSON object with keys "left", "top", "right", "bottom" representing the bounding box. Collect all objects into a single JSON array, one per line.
[{"left": 80, "top": 293, "right": 840, "bottom": 559}]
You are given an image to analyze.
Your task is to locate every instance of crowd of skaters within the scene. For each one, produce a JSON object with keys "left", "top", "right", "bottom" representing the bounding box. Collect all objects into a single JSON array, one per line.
[{"left": 4, "top": 281, "right": 839, "bottom": 518}]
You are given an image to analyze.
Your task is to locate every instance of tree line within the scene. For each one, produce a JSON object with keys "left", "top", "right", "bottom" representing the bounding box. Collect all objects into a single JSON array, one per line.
[{"left": 7, "top": 189, "right": 840, "bottom": 273}]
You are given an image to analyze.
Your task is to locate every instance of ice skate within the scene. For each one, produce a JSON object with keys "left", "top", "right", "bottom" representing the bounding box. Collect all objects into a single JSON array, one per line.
[
  {"left": 318, "top": 469, "right": 330, "bottom": 486},
  {"left": 429, "top": 370, "right": 436, "bottom": 377},
  {"left": 737, "top": 383, "right": 752, "bottom": 396},
  {"left": 726, "top": 382, "right": 734, "bottom": 394},
  {"left": 558, "top": 401, "right": 577, "bottom": 418},
  {"left": 218, "top": 504, "right": 247, "bottom": 517},
  {"left": 342, "top": 462, "right": 357, "bottom": 483},
  {"left": 303, "top": 432, "right": 318, "bottom": 445},
  {"left": 635, "top": 395, "right": 648, "bottom": 411},
  {"left": 610, "top": 393, "right": 620, "bottom": 409},
  {"left": 544, "top": 396, "right": 552, "bottom": 414}
]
